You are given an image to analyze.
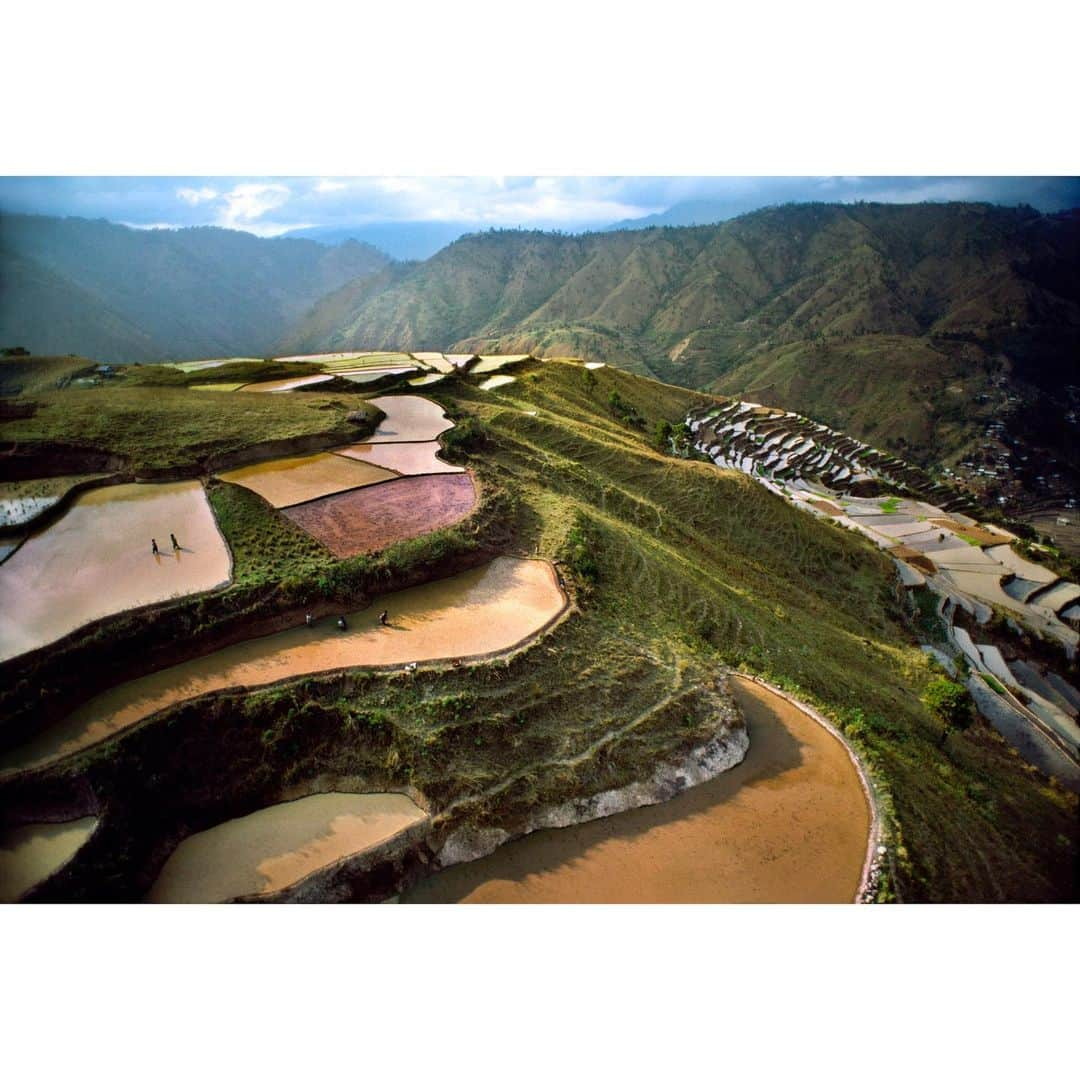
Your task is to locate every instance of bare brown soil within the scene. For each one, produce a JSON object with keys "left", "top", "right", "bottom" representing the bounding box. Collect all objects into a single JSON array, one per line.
[
  {"left": 284, "top": 474, "right": 477, "bottom": 557},
  {"left": 928, "top": 519, "right": 1003, "bottom": 547},
  {"left": 891, "top": 544, "right": 937, "bottom": 573},
  {"left": 808, "top": 498, "right": 843, "bottom": 516}
]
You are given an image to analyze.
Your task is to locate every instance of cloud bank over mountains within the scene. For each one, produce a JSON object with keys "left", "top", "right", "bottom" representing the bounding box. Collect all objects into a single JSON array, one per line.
[{"left": 1, "top": 176, "right": 1077, "bottom": 241}]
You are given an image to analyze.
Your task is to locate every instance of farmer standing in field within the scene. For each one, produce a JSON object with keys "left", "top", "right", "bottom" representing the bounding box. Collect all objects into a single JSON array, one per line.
[
  {"left": 151, "top": 538, "right": 159, "bottom": 555},
  {"left": 379, "top": 610, "right": 389, "bottom": 626},
  {"left": 170, "top": 532, "right": 180, "bottom": 551}
]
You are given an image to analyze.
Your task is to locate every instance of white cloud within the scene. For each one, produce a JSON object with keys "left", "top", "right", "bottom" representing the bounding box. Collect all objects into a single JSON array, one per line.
[
  {"left": 315, "top": 178, "right": 347, "bottom": 194},
  {"left": 216, "top": 182, "right": 292, "bottom": 229},
  {"left": 176, "top": 185, "right": 218, "bottom": 205}
]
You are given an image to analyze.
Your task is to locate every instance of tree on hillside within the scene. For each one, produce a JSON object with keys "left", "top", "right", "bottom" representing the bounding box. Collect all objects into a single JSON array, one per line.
[{"left": 922, "top": 677, "right": 976, "bottom": 747}]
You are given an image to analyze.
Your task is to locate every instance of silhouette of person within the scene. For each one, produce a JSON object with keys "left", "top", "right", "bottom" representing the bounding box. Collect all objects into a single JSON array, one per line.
[{"left": 151, "top": 538, "right": 159, "bottom": 555}]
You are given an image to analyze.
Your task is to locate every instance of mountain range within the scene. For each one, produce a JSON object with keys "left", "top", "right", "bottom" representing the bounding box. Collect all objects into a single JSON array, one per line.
[{"left": 0, "top": 214, "right": 390, "bottom": 362}]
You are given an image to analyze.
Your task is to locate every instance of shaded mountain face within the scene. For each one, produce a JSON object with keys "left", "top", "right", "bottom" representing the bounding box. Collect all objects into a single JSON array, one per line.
[
  {"left": 281, "top": 202, "right": 1080, "bottom": 493},
  {"left": 0, "top": 215, "right": 392, "bottom": 363}
]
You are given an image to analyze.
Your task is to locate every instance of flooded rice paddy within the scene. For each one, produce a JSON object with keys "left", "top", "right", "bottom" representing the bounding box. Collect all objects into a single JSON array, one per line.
[
  {"left": 148, "top": 793, "right": 427, "bottom": 903},
  {"left": 0, "top": 557, "right": 566, "bottom": 775},
  {"left": 0, "top": 817, "right": 98, "bottom": 902},
  {"left": 478, "top": 374, "right": 517, "bottom": 391},
  {"left": 0, "top": 481, "right": 231, "bottom": 663},
  {"left": 217, "top": 453, "right": 397, "bottom": 508},
  {"left": 403, "top": 677, "right": 870, "bottom": 904},
  {"left": 283, "top": 473, "right": 476, "bottom": 556},
  {"left": 366, "top": 395, "right": 454, "bottom": 442},
  {"left": 240, "top": 374, "right": 335, "bottom": 393},
  {"left": 333, "top": 440, "right": 463, "bottom": 475}
]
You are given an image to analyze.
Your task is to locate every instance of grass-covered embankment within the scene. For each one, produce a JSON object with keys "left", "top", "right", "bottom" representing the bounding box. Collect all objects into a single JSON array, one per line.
[
  {"left": 5, "top": 360, "right": 1074, "bottom": 902},
  {"left": 1, "top": 386, "right": 381, "bottom": 472}
]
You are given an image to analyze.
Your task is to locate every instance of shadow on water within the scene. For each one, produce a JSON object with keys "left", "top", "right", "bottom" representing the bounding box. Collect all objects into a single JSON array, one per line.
[{"left": 402, "top": 684, "right": 809, "bottom": 903}]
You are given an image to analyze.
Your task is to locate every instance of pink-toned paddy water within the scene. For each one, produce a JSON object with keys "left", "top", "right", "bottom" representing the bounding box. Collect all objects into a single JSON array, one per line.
[
  {"left": 148, "top": 793, "right": 427, "bottom": 903},
  {"left": 333, "top": 441, "right": 463, "bottom": 475},
  {"left": 0, "top": 557, "right": 566, "bottom": 775},
  {"left": 0, "top": 481, "right": 231, "bottom": 663},
  {"left": 365, "top": 395, "right": 454, "bottom": 442},
  {"left": 402, "top": 678, "right": 871, "bottom": 904}
]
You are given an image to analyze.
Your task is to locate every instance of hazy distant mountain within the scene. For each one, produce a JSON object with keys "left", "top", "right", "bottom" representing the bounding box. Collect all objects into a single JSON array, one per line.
[
  {"left": 0, "top": 215, "right": 392, "bottom": 363},
  {"left": 605, "top": 197, "right": 777, "bottom": 230},
  {"left": 283, "top": 222, "right": 474, "bottom": 260}
]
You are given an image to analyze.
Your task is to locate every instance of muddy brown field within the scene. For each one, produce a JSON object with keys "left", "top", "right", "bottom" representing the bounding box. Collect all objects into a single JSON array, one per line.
[
  {"left": 284, "top": 473, "right": 477, "bottom": 557},
  {"left": 403, "top": 677, "right": 872, "bottom": 904}
]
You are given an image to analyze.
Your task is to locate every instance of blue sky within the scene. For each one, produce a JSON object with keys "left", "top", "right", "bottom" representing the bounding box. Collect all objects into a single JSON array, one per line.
[{"left": 1, "top": 176, "right": 1077, "bottom": 237}]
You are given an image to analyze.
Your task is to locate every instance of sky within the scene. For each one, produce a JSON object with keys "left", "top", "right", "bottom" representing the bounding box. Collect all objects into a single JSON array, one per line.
[{"left": 0, "top": 176, "right": 1078, "bottom": 237}]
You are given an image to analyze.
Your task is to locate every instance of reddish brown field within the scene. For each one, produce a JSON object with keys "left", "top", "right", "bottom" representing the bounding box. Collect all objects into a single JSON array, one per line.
[{"left": 283, "top": 474, "right": 477, "bottom": 556}]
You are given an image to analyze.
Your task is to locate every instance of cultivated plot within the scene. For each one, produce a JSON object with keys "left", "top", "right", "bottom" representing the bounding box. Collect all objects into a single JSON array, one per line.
[
  {"left": 0, "top": 481, "right": 231, "bottom": 663},
  {"left": 284, "top": 473, "right": 476, "bottom": 556},
  {"left": 148, "top": 793, "right": 427, "bottom": 903},
  {"left": 0, "top": 817, "right": 99, "bottom": 902},
  {"left": 239, "top": 374, "right": 334, "bottom": 393},
  {"left": 217, "top": 453, "right": 397, "bottom": 509},
  {"left": 365, "top": 395, "right": 454, "bottom": 442},
  {"left": 0, "top": 557, "right": 566, "bottom": 774},
  {"left": 333, "top": 440, "right": 463, "bottom": 475}
]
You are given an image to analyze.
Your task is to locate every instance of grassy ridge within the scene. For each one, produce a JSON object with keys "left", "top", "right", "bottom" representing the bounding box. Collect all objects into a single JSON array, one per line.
[{"left": 1, "top": 386, "right": 381, "bottom": 471}]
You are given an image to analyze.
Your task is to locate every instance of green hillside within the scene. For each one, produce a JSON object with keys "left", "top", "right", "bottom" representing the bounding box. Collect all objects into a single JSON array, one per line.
[{"left": 0, "top": 214, "right": 393, "bottom": 364}]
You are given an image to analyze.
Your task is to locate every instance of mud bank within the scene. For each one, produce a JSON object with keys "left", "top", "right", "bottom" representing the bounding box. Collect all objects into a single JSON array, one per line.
[{"left": 402, "top": 677, "right": 875, "bottom": 903}]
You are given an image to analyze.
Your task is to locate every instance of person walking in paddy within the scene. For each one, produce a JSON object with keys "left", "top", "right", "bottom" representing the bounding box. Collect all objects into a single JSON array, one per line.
[
  {"left": 379, "top": 610, "right": 389, "bottom": 626},
  {"left": 170, "top": 533, "right": 180, "bottom": 551},
  {"left": 151, "top": 538, "right": 159, "bottom": 555}
]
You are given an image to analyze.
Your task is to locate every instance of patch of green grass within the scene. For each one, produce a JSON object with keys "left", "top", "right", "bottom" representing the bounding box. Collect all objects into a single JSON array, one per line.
[
  {"left": 207, "top": 481, "right": 335, "bottom": 588},
  {"left": 2, "top": 387, "right": 380, "bottom": 471},
  {"left": 879, "top": 496, "right": 902, "bottom": 514},
  {"left": 0, "top": 354, "right": 97, "bottom": 395}
]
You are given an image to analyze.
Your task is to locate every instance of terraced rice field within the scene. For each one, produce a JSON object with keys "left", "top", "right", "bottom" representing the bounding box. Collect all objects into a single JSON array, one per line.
[
  {"left": 403, "top": 677, "right": 871, "bottom": 904},
  {"left": 0, "top": 557, "right": 566, "bottom": 775},
  {"left": 333, "top": 441, "right": 463, "bottom": 475},
  {"left": 189, "top": 383, "right": 247, "bottom": 392},
  {"left": 171, "top": 359, "right": 264, "bottom": 372},
  {"left": 478, "top": 375, "right": 517, "bottom": 391},
  {"left": 239, "top": 374, "right": 335, "bottom": 393},
  {"left": 340, "top": 369, "right": 412, "bottom": 384},
  {"left": 217, "top": 453, "right": 397, "bottom": 509},
  {"left": 365, "top": 395, "right": 454, "bottom": 442},
  {"left": 0, "top": 481, "right": 231, "bottom": 663},
  {"left": 408, "top": 373, "right": 447, "bottom": 387},
  {"left": 0, "top": 817, "right": 98, "bottom": 902},
  {"left": 471, "top": 355, "right": 531, "bottom": 375},
  {"left": 147, "top": 793, "right": 427, "bottom": 903},
  {"left": 0, "top": 474, "right": 109, "bottom": 528},
  {"left": 284, "top": 474, "right": 477, "bottom": 557}
]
